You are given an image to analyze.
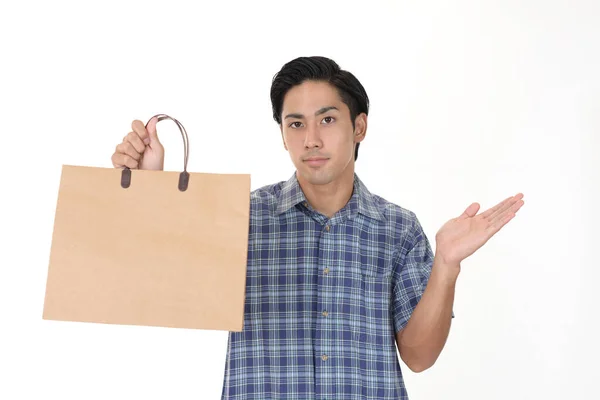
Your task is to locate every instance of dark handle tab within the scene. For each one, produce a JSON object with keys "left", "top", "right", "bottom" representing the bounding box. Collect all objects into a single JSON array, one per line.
[
  {"left": 178, "top": 171, "right": 190, "bottom": 192},
  {"left": 121, "top": 167, "right": 132, "bottom": 188}
]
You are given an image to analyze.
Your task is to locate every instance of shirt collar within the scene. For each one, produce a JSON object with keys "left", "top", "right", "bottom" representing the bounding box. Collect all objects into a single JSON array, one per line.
[
  {"left": 275, "top": 172, "right": 308, "bottom": 215},
  {"left": 276, "top": 172, "right": 385, "bottom": 222}
]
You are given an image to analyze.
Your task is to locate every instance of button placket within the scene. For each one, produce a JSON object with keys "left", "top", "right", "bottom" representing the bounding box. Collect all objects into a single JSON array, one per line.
[{"left": 317, "top": 219, "right": 334, "bottom": 369}]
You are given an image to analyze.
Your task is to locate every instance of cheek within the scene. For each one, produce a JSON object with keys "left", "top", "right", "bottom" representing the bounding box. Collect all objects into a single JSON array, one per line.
[
  {"left": 329, "top": 130, "right": 355, "bottom": 149},
  {"left": 284, "top": 137, "right": 303, "bottom": 155}
]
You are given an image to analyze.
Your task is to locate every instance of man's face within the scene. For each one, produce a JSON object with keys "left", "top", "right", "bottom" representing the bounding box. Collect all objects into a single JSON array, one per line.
[{"left": 280, "top": 80, "right": 366, "bottom": 186}]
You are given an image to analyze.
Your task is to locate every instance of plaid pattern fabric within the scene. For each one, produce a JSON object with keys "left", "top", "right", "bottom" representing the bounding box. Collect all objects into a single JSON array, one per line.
[{"left": 220, "top": 172, "right": 437, "bottom": 399}]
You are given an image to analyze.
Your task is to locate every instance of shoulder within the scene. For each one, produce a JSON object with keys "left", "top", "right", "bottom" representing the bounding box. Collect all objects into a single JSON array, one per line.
[
  {"left": 366, "top": 191, "right": 421, "bottom": 235},
  {"left": 367, "top": 194, "right": 434, "bottom": 284},
  {"left": 250, "top": 180, "right": 284, "bottom": 202},
  {"left": 249, "top": 180, "right": 285, "bottom": 215},
  {"left": 354, "top": 174, "right": 421, "bottom": 236},
  {"left": 363, "top": 189, "right": 433, "bottom": 259}
]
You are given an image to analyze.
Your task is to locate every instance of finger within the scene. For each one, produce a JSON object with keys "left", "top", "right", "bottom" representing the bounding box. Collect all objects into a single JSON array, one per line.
[
  {"left": 510, "top": 199, "right": 525, "bottom": 215},
  {"left": 111, "top": 152, "right": 122, "bottom": 168},
  {"left": 111, "top": 152, "right": 139, "bottom": 169},
  {"left": 116, "top": 142, "right": 142, "bottom": 161},
  {"left": 124, "top": 131, "right": 146, "bottom": 154},
  {"left": 488, "top": 196, "right": 525, "bottom": 224},
  {"left": 486, "top": 209, "right": 517, "bottom": 236},
  {"left": 131, "top": 120, "right": 151, "bottom": 145},
  {"left": 480, "top": 196, "right": 514, "bottom": 219},
  {"left": 146, "top": 117, "right": 160, "bottom": 142}
]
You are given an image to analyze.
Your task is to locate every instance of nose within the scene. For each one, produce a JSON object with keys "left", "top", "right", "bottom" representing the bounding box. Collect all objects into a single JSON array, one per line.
[{"left": 304, "top": 124, "right": 322, "bottom": 149}]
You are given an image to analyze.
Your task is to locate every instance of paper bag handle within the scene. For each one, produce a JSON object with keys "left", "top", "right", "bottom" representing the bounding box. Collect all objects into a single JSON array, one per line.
[{"left": 121, "top": 114, "right": 190, "bottom": 191}]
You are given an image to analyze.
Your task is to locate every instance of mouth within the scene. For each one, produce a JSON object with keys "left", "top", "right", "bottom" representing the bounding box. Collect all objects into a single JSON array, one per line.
[{"left": 303, "top": 157, "right": 329, "bottom": 167}]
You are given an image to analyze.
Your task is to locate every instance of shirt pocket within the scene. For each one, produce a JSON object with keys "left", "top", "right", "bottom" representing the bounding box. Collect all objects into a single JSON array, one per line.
[
  {"left": 350, "top": 271, "right": 393, "bottom": 346},
  {"left": 357, "top": 243, "right": 394, "bottom": 278}
]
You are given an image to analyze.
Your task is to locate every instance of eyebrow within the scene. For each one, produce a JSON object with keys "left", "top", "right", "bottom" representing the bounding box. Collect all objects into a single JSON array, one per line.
[{"left": 284, "top": 106, "right": 339, "bottom": 120}]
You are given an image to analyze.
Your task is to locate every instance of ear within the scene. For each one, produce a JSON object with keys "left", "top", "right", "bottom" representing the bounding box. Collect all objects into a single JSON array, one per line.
[
  {"left": 280, "top": 124, "right": 288, "bottom": 151},
  {"left": 354, "top": 113, "right": 367, "bottom": 143}
]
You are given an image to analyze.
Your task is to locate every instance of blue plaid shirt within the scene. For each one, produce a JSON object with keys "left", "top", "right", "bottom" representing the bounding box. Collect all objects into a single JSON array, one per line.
[{"left": 221, "top": 172, "right": 437, "bottom": 399}]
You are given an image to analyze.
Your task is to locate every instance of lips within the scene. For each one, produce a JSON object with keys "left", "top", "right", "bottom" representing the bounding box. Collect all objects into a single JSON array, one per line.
[{"left": 304, "top": 157, "right": 329, "bottom": 167}]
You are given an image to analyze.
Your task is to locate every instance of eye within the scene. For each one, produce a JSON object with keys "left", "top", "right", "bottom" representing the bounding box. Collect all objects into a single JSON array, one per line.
[
  {"left": 322, "top": 116, "right": 335, "bottom": 124},
  {"left": 289, "top": 121, "right": 303, "bottom": 128}
]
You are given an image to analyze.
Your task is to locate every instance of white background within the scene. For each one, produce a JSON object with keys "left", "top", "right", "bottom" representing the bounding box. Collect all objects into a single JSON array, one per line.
[{"left": 1, "top": 0, "right": 598, "bottom": 399}]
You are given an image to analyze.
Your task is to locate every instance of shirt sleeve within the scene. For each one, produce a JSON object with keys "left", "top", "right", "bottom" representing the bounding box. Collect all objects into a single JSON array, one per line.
[{"left": 391, "top": 213, "right": 455, "bottom": 334}]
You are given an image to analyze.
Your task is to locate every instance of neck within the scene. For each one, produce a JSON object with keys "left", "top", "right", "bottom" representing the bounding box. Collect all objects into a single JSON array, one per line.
[{"left": 296, "top": 165, "right": 355, "bottom": 218}]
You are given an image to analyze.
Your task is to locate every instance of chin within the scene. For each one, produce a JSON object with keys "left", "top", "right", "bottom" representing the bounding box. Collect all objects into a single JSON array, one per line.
[{"left": 298, "top": 167, "right": 336, "bottom": 186}]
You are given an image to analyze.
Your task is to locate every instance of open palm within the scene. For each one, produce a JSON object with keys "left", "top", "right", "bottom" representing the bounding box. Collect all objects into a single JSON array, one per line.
[{"left": 435, "top": 193, "right": 525, "bottom": 265}]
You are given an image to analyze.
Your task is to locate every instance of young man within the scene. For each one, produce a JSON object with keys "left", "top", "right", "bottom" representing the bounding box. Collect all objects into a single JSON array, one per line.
[{"left": 111, "top": 56, "right": 524, "bottom": 399}]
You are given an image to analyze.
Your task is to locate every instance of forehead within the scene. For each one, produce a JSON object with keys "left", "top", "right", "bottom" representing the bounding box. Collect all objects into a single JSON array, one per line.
[{"left": 282, "top": 80, "right": 345, "bottom": 111}]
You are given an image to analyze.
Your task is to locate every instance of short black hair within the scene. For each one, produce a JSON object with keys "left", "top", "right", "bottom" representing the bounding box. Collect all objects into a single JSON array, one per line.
[{"left": 270, "top": 56, "right": 369, "bottom": 161}]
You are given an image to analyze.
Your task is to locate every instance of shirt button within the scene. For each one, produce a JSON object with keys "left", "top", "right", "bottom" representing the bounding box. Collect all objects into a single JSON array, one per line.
[
  {"left": 322, "top": 310, "right": 329, "bottom": 317},
  {"left": 324, "top": 268, "right": 330, "bottom": 275},
  {"left": 321, "top": 354, "right": 328, "bottom": 361},
  {"left": 325, "top": 225, "right": 330, "bottom": 232}
]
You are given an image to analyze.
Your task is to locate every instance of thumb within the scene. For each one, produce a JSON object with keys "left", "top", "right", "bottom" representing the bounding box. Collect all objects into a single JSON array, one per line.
[
  {"left": 146, "top": 117, "right": 160, "bottom": 144},
  {"left": 458, "top": 202, "right": 480, "bottom": 220}
]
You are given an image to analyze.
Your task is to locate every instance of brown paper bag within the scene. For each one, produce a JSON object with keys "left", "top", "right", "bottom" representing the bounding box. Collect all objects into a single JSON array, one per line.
[{"left": 42, "top": 115, "right": 250, "bottom": 331}]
